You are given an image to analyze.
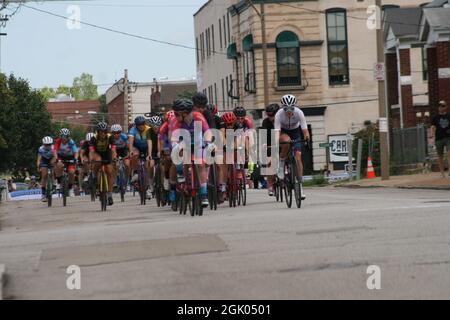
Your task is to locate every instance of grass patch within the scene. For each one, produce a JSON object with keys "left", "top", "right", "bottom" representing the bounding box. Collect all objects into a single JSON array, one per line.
[{"left": 303, "top": 175, "right": 329, "bottom": 187}]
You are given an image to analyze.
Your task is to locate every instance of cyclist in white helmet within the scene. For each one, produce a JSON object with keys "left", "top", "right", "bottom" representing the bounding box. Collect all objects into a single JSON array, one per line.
[
  {"left": 37, "top": 136, "right": 56, "bottom": 202},
  {"left": 275, "top": 94, "right": 310, "bottom": 200}
]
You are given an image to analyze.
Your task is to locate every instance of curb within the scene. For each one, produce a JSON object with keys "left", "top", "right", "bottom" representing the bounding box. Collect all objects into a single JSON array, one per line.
[
  {"left": 335, "top": 184, "right": 450, "bottom": 191},
  {"left": 0, "top": 264, "right": 5, "bottom": 300}
]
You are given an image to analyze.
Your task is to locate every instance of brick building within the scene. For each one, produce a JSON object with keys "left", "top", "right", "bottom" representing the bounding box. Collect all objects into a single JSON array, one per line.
[
  {"left": 384, "top": 1, "right": 450, "bottom": 129},
  {"left": 46, "top": 99, "right": 100, "bottom": 130}
]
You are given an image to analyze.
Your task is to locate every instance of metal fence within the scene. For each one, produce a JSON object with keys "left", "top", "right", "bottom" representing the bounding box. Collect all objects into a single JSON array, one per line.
[{"left": 392, "top": 125, "right": 428, "bottom": 166}]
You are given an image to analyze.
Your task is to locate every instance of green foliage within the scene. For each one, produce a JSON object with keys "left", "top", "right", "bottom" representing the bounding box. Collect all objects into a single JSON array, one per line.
[
  {"left": 39, "top": 73, "right": 98, "bottom": 102},
  {"left": 52, "top": 121, "right": 86, "bottom": 143},
  {"left": 0, "top": 73, "right": 53, "bottom": 176},
  {"left": 91, "top": 94, "right": 108, "bottom": 126},
  {"left": 177, "top": 89, "right": 198, "bottom": 100},
  {"left": 303, "top": 175, "right": 329, "bottom": 187},
  {"left": 72, "top": 73, "right": 98, "bottom": 101},
  {"left": 352, "top": 123, "right": 381, "bottom": 177}
]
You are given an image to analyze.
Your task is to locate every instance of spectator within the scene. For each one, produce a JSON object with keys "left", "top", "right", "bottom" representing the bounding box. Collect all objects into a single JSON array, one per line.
[{"left": 431, "top": 101, "right": 450, "bottom": 178}]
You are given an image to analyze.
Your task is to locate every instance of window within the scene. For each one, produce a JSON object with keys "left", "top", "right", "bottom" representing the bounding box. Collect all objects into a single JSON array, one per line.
[
  {"left": 223, "top": 15, "right": 227, "bottom": 47},
  {"left": 326, "top": 9, "right": 350, "bottom": 85},
  {"left": 206, "top": 28, "right": 210, "bottom": 57},
  {"left": 196, "top": 37, "right": 199, "bottom": 65},
  {"left": 211, "top": 25, "right": 215, "bottom": 54},
  {"left": 214, "top": 83, "right": 217, "bottom": 105},
  {"left": 242, "top": 34, "right": 256, "bottom": 93},
  {"left": 201, "top": 32, "right": 205, "bottom": 61},
  {"left": 219, "top": 19, "right": 223, "bottom": 49},
  {"left": 226, "top": 77, "right": 229, "bottom": 108},
  {"left": 222, "top": 78, "right": 225, "bottom": 109},
  {"left": 227, "top": 13, "right": 231, "bottom": 44},
  {"left": 422, "top": 47, "right": 428, "bottom": 81},
  {"left": 276, "top": 31, "right": 301, "bottom": 86}
]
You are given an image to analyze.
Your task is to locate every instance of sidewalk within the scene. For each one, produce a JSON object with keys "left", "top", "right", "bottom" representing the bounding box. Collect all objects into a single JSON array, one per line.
[{"left": 336, "top": 172, "right": 450, "bottom": 190}]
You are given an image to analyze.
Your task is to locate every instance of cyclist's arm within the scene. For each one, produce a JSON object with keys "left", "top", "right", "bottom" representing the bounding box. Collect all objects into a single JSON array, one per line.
[
  {"left": 128, "top": 136, "right": 135, "bottom": 155},
  {"left": 299, "top": 110, "right": 310, "bottom": 141}
]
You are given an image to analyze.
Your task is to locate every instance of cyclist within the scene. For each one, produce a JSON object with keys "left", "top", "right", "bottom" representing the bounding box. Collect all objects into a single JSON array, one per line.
[
  {"left": 54, "top": 128, "right": 79, "bottom": 197},
  {"left": 169, "top": 99, "right": 214, "bottom": 207},
  {"left": 111, "top": 124, "right": 131, "bottom": 188},
  {"left": 80, "top": 132, "right": 95, "bottom": 185},
  {"left": 37, "top": 136, "right": 56, "bottom": 202},
  {"left": 159, "top": 111, "right": 176, "bottom": 195},
  {"left": 233, "top": 106, "right": 254, "bottom": 130},
  {"left": 89, "top": 122, "right": 117, "bottom": 206},
  {"left": 261, "top": 103, "right": 280, "bottom": 196},
  {"left": 146, "top": 115, "right": 163, "bottom": 196},
  {"left": 275, "top": 94, "right": 310, "bottom": 200},
  {"left": 129, "top": 116, "right": 153, "bottom": 199}
]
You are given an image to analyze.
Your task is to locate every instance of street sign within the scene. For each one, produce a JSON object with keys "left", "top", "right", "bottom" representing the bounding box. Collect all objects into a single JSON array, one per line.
[
  {"left": 374, "top": 62, "right": 385, "bottom": 81},
  {"left": 319, "top": 143, "right": 331, "bottom": 148}
]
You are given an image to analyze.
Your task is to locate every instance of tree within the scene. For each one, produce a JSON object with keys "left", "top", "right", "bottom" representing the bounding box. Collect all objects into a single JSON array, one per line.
[
  {"left": 72, "top": 73, "right": 98, "bottom": 101},
  {"left": 177, "top": 89, "right": 198, "bottom": 100},
  {"left": 39, "top": 73, "right": 99, "bottom": 102},
  {"left": 91, "top": 94, "right": 109, "bottom": 126},
  {"left": 0, "top": 73, "right": 54, "bottom": 176}
]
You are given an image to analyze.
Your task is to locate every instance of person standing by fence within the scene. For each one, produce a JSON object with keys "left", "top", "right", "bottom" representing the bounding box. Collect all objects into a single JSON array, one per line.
[{"left": 431, "top": 101, "right": 450, "bottom": 178}]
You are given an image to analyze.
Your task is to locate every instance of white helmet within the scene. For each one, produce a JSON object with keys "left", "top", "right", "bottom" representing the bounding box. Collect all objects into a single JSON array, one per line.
[
  {"left": 85, "top": 132, "right": 95, "bottom": 141},
  {"left": 60, "top": 128, "right": 71, "bottom": 137},
  {"left": 281, "top": 94, "right": 297, "bottom": 108},
  {"left": 111, "top": 124, "right": 123, "bottom": 133},
  {"left": 42, "top": 136, "right": 53, "bottom": 145}
]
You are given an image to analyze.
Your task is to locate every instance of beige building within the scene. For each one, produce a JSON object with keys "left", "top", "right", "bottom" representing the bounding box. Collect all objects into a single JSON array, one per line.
[{"left": 194, "top": 0, "right": 428, "bottom": 173}]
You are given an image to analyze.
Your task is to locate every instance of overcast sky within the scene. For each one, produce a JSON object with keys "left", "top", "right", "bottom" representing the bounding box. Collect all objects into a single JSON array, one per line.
[{"left": 0, "top": 0, "right": 211, "bottom": 93}]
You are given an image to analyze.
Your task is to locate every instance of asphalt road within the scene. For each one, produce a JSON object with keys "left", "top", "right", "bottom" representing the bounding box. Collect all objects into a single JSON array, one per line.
[{"left": 0, "top": 187, "right": 450, "bottom": 300}]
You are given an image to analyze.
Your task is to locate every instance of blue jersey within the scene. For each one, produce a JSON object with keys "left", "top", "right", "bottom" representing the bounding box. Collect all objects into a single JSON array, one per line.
[
  {"left": 128, "top": 125, "right": 151, "bottom": 150},
  {"left": 54, "top": 138, "right": 78, "bottom": 158},
  {"left": 38, "top": 145, "right": 55, "bottom": 161},
  {"left": 112, "top": 133, "right": 129, "bottom": 150}
]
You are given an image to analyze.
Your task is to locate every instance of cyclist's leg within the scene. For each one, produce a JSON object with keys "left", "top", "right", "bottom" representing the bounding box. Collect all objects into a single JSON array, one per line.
[
  {"left": 130, "top": 147, "right": 140, "bottom": 182},
  {"left": 169, "top": 162, "right": 177, "bottom": 202},
  {"left": 54, "top": 160, "right": 64, "bottom": 185},
  {"left": 278, "top": 133, "right": 291, "bottom": 178},
  {"left": 124, "top": 157, "right": 131, "bottom": 182},
  {"left": 198, "top": 163, "right": 208, "bottom": 204},
  {"left": 81, "top": 156, "right": 90, "bottom": 182},
  {"left": 67, "top": 162, "right": 76, "bottom": 190},
  {"left": 39, "top": 165, "right": 48, "bottom": 200}
]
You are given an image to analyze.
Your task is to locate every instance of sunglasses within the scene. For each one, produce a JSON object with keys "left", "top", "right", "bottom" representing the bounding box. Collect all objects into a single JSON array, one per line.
[{"left": 283, "top": 106, "right": 295, "bottom": 112}]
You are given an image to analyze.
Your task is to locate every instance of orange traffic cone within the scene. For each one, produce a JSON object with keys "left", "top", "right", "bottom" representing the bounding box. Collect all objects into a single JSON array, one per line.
[{"left": 367, "top": 156, "right": 377, "bottom": 179}]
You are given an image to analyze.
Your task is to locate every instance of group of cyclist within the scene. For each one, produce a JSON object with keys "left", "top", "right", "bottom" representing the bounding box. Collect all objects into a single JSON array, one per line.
[{"left": 36, "top": 92, "right": 310, "bottom": 209}]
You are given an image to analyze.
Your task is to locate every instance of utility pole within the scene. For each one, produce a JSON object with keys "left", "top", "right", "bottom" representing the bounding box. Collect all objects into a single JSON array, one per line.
[
  {"left": 260, "top": 2, "right": 269, "bottom": 108},
  {"left": 0, "top": 15, "right": 8, "bottom": 73},
  {"left": 247, "top": 0, "right": 269, "bottom": 109},
  {"left": 375, "top": 0, "right": 390, "bottom": 180},
  {"left": 124, "top": 69, "right": 131, "bottom": 131}
]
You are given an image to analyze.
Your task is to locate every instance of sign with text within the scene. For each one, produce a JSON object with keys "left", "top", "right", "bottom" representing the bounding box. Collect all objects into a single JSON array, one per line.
[
  {"left": 374, "top": 62, "right": 385, "bottom": 81},
  {"left": 329, "top": 135, "right": 351, "bottom": 163}
]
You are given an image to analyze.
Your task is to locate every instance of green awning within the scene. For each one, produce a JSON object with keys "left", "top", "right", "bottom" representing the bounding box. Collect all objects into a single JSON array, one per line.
[
  {"left": 242, "top": 34, "right": 253, "bottom": 52},
  {"left": 227, "top": 43, "right": 238, "bottom": 59}
]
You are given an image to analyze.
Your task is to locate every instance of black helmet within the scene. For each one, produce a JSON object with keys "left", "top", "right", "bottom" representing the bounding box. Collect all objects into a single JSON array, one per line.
[
  {"left": 173, "top": 99, "right": 194, "bottom": 113},
  {"left": 96, "top": 122, "right": 108, "bottom": 132},
  {"left": 265, "top": 103, "right": 280, "bottom": 115},
  {"left": 134, "top": 116, "right": 146, "bottom": 126},
  {"left": 233, "top": 106, "right": 247, "bottom": 117},
  {"left": 192, "top": 92, "right": 208, "bottom": 107}
]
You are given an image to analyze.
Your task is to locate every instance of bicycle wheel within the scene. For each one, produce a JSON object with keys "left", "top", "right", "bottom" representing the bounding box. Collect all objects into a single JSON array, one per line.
[
  {"left": 292, "top": 158, "right": 302, "bottom": 209},
  {"left": 284, "top": 164, "right": 293, "bottom": 209},
  {"left": 139, "top": 167, "right": 147, "bottom": 206},
  {"left": 47, "top": 170, "right": 53, "bottom": 207},
  {"left": 242, "top": 175, "right": 247, "bottom": 206},
  {"left": 192, "top": 164, "right": 203, "bottom": 216},
  {"left": 154, "top": 165, "right": 162, "bottom": 207},
  {"left": 119, "top": 166, "right": 126, "bottom": 203},
  {"left": 208, "top": 164, "right": 218, "bottom": 211},
  {"left": 62, "top": 174, "right": 68, "bottom": 207},
  {"left": 89, "top": 173, "right": 96, "bottom": 202}
]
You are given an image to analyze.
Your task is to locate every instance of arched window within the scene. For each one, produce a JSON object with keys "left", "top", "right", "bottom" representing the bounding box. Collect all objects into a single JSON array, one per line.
[
  {"left": 276, "top": 31, "right": 301, "bottom": 86},
  {"left": 326, "top": 8, "right": 349, "bottom": 85},
  {"left": 242, "top": 34, "right": 256, "bottom": 93}
]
